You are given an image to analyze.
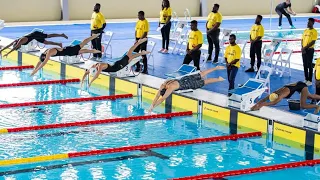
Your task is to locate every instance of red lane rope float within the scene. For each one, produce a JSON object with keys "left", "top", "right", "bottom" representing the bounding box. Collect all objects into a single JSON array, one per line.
[
  {"left": 0, "top": 132, "right": 261, "bottom": 166},
  {"left": 0, "top": 111, "right": 193, "bottom": 134},
  {"left": 0, "top": 78, "right": 80, "bottom": 88},
  {"left": 0, "top": 94, "right": 132, "bottom": 109},
  {"left": 170, "top": 159, "right": 320, "bottom": 180},
  {"left": 0, "top": 65, "right": 34, "bottom": 71}
]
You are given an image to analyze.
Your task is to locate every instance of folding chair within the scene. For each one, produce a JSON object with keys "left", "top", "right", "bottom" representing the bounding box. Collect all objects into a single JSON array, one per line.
[
  {"left": 200, "top": 52, "right": 209, "bottom": 69},
  {"left": 165, "top": 64, "right": 198, "bottom": 79},
  {"left": 236, "top": 39, "right": 248, "bottom": 67},
  {"left": 254, "top": 65, "right": 273, "bottom": 94},
  {"left": 273, "top": 48, "right": 292, "bottom": 77},
  {"left": 176, "top": 29, "right": 191, "bottom": 55},
  {"left": 147, "top": 40, "right": 156, "bottom": 70},
  {"left": 101, "top": 31, "right": 113, "bottom": 58},
  {"left": 169, "top": 21, "right": 188, "bottom": 54},
  {"left": 262, "top": 38, "right": 282, "bottom": 67},
  {"left": 218, "top": 29, "right": 232, "bottom": 63}
]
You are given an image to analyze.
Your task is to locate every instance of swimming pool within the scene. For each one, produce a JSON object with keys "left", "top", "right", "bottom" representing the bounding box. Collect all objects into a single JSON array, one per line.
[{"left": 0, "top": 58, "right": 318, "bottom": 179}]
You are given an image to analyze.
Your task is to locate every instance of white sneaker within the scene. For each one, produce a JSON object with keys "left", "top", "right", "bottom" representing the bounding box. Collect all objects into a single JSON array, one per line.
[{"left": 306, "top": 81, "right": 313, "bottom": 86}]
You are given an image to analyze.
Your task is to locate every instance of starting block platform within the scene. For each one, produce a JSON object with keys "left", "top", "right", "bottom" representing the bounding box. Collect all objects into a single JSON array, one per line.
[
  {"left": 60, "top": 40, "right": 88, "bottom": 65},
  {"left": 303, "top": 102, "right": 320, "bottom": 132},
  {"left": 228, "top": 79, "right": 267, "bottom": 111},
  {"left": 165, "top": 64, "right": 199, "bottom": 79}
]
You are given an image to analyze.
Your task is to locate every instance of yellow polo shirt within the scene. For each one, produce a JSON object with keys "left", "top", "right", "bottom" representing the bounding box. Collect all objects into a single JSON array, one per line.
[
  {"left": 206, "top": 12, "right": 222, "bottom": 29},
  {"left": 160, "top": 7, "right": 172, "bottom": 23},
  {"left": 135, "top": 19, "right": 149, "bottom": 38},
  {"left": 250, "top": 24, "right": 264, "bottom": 40},
  {"left": 224, "top": 44, "right": 242, "bottom": 68},
  {"left": 91, "top": 12, "right": 106, "bottom": 30},
  {"left": 188, "top": 30, "right": 203, "bottom": 50},
  {"left": 316, "top": 58, "right": 320, "bottom": 80},
  {"left": 302, "top": 28, "right": 318, "bottom": 48}
]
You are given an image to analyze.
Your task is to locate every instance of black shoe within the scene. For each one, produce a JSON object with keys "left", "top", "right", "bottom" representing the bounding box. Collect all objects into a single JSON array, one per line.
[
  {"left": 212, "top": 60, "right": 218, "bottom": 63},
  {"left": 142, "top": 70, "right": 148, "bottom": 74},
  {"left": 245, "top": 68, "right": 254, "bottom": 72}
]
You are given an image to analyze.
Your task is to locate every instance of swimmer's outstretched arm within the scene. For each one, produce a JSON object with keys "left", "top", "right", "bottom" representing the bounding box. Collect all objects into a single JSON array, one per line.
[
  {"left": 127, "top": 38, "right": 147, "bottom": 57},
  {"left": 251, "top": 94, "right": 282, "bottom": 110},
  {"left": 0, "top": 40, "right": 18, "bottom": 56},
  {"left": 149, "top": 86, "right": 174, "bottom": 112},
  {"left": 80, "top": 68, "right": 91, "bottom": 88},
  {"left": 88, "top": 64, "right": 104, "bottom": 87},
  {"left": 30, "top": 49, "right": 54, "bottom": 76}
]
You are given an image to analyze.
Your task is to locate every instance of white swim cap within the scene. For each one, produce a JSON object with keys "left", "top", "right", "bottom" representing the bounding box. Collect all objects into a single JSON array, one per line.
[{"left": 89, "top": 67, "right": 98, "bottom": 77}]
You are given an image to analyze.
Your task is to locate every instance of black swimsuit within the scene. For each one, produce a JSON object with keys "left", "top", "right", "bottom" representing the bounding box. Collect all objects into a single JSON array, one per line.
[
  {"left": 52, "top": 45, "right": 81, "bottom": 57},
  {"left": 102, "top": 55, "right": 129, "bottom": 72},
  {"left": 284, "top": 81, "right": 307, "bottom": 99},
  {"left": 23, "top": 31, "right": 48, "bottom": 45}
]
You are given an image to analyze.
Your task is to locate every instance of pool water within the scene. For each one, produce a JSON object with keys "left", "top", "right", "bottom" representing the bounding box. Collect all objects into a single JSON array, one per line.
[{"left": 0, "top": 59, "right": 318, "bottom": 179}]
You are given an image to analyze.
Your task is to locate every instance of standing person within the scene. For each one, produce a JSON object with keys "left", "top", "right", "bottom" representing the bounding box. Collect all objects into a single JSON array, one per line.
[
  {"left": 302, "top": 18, "right": 318, "bottom": 86},
  {"left": 275, "top": 0, "right": 296, "bottom": 29},
  {"left": 158, "top": 0, "right": 172, "bottom": 54},
  {"left": 90, "top": 3, "right": 106, "bottom": 60},
  {"left": 206, "top": 4, "right": 222, "bottom": 63},
  {"left": 314, "top": 58, "right": 320, "bottom": 99},
  {"left": 134, "top": 11, "right": 149, "bottom": 74},
  {"left": 182, "top": 20, "right": 203, "bottom": 71},
  {"left": 246, "top": 15, "right": 264, "bottom": 73},
  {"left": 224, "top": 34, "right": 241, "bottom": 96}
]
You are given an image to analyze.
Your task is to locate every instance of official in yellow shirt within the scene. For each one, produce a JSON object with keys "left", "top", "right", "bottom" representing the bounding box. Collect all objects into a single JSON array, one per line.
[
  {"left": 159, "top": 0, "right": 172, "bottom": 53},
  {"left": 302, "top": 18, "right": 318, "bottom": 85},
  {"left": 134, "top": 11, "right": 149, "bottom": 73},
  {"left": 182, "top": 20, "right": 203, "bottom": 70},
  {"left": 246, "top": 15, "right": 264, "bottom": 72},
  {"left": 90, "top": 3, "right": 106, "bottom": 60},
  {"left": 224, "top": 34, "right": 241, "bottom": 93},
  {"left": 206, "top": 3, "right": 222, "bottom": 62}
]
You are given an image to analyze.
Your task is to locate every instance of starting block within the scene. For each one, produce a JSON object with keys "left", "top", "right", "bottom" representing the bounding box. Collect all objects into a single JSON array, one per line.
[
  {"left": 303, "top": 102, "right": 320, "bottom": 131},
  {"left": 20, "top": 28, "right": 44, "bottom": 53},
  {"left": 165, "top": 64, "right": 199, "bottom": 79},
  {"left": 60, "top": 40, "right": 88, "bottom": 64},
  {"left": 112, "top": 57, "right": 141, "bottom": 78},
  {"left": 228, "top": 79, "right": 267, "bottom": 111}
]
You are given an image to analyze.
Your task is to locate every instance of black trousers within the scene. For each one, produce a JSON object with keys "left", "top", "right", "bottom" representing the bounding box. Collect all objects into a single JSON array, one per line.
[
  {"left": 161, "top": 22, "right": 171, "bottom": 50},
  {"left": 207, "top": 28, "right": 220, "bottom": 61},
  {"left": 183, "top": 50, "right": 201, "bottom": 70},
  {"left": 91, "top": 29, "right": 103, "bottom": 58},
  {"left": 133, "top": 38, "right": 148, "bottom": 71},
  {"left": 302, "top": 48, "right": 315, "bottom": 82},
  {"left": 316, "top": 79, "right": 320, "bottom": 95},
  {"left": 275, "top": 7, "right": 293, "bottom": 26},
  {"left": 250, "top": 40, "right": 262, "bottom": 70}
]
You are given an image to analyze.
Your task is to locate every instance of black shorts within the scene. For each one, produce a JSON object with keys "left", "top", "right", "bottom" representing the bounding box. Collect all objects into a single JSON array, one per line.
[
  {"left": 25, "top": 31, "right": 48, "bottom": 44},
  {"left": 177, "top": 73, "right": 204, "bottom": 90}
]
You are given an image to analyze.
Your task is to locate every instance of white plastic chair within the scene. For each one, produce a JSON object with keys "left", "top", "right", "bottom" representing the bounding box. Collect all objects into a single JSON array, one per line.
[
  {"left": 176, "top": 29, "right": 191, "bottom": 55},
  {"left": 200, "top": 52, "right": 209, "bottom": 69},
  {"left": 169, "top": 21, "right": 188, "bottom": 54},
  {"left": 273, "top": 48, "right": 292, "bottom": 77},
  {"left": 218, "top": 29, "right": 232, "bottom": 63},
  {"left": 236, "top": 39, "right": 248, "bottom": 67},
  {"left": 254, "top": 65, "right": 273, "bottom": 94},
  {"left": 147, "top": 40, "right": 156, "bottom": 70},
  {"left": 101, "top": 31, "right": 113, "bottom": 58}
]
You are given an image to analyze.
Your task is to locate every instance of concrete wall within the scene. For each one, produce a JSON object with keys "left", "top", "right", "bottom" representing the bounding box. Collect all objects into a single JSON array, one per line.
[
  {"left": 206, "top": 0, "right": 316, "bottom": 16},
  {"left": 68, "top": 0, "right": 200, "bottom": 20},
  {"left": 0, "top": 0, "right": 61, "bottom": 22}
]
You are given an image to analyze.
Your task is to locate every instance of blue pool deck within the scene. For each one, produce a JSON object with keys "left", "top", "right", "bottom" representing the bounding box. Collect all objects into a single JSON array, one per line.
[{"left": 1, "top": 14, "right": 320, "bottom": 119}]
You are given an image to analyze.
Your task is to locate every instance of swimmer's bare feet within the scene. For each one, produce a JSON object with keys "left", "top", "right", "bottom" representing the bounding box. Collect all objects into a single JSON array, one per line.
[
  {"left": 314, "top": 106, "right": 320, "bottom": 114},
  {"left": 61, "top": 33, "right": 68, "bottom": 39},
  {"left": 92, "top": 49, "right": 101, "bottom": 53}
]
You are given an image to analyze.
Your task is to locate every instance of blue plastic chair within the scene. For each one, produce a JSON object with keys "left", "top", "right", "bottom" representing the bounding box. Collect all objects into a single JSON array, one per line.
[{"left": 165, "top": 64, "right": 197, "bottom": 79}]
